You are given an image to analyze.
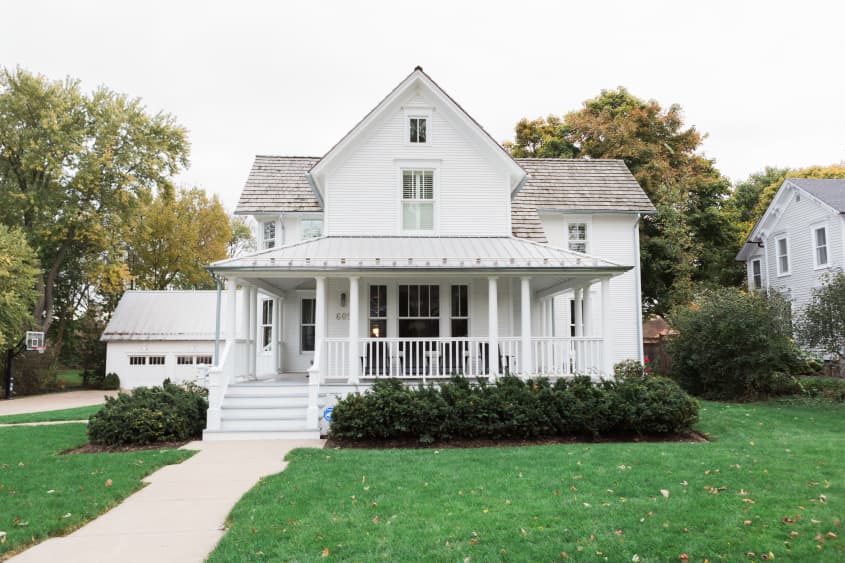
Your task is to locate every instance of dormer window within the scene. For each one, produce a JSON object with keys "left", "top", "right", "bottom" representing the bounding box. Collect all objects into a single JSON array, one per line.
[
  {"left": 409, "top": 117, "right": 427, "bottom": 143},
  {"left": 262, "top": 220, "right": 276, "bottom": 250}
]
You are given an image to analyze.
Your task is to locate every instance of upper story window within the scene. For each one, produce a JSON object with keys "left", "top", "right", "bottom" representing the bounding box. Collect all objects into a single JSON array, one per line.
[
  {"left": 402, "top": 169, "right": 434, "bottom": 231},
  {"left": 813, "top": 226, "right": 829, "bottom": 268},
  {"left": 751, "top": 259, "right": 762, "bottom": 290},
  {"left": 409, "top": 117, "right": 427, "bottom": 143},
  {"left": 568, "top": 223, "right": 588, "bottom": 253},
  {"left": 775, "top": 235, "right": 790, "bottom": 276},
  {"left": 301, "top": 218, "right": 323, "bottom": 240},
  {"left": 262, "top": 220, "right": 276, "bottom": 250}
]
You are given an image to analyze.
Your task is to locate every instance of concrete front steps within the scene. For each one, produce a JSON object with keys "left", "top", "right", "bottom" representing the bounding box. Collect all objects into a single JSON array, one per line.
[{"left": 203, "top": 382, "right": 321, "bottom": 441}]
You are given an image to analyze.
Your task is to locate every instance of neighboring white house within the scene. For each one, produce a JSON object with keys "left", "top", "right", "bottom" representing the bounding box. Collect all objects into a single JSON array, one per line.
[
  {"left": 102, "top": 291, "right": 225, "bottom": 389},
  {"left": 202, "top": 66, "right": 655, "bottom": 439},
  {"left": 736, "top": 178, "right": 845, "bottom": 312}
]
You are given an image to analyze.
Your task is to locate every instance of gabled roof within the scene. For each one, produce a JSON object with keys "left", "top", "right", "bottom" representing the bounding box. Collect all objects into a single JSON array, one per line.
[
  {"left": 209, "top": 236, "right": 629, "bottom": 273},
  {"left": 308, "top": 67, "right": 526, "bottom": 189},
  {"left": 235, "top": 156, "right": 321, "bottom": 215},
  {"left": 101, "top": 291, "right": 226, "bottom": 342},
  {"left": 512, "top": 159, "right": 655, "bottom": 241},
  {"left": 786, "top": 178, "right": 845, "bottom": 212}
]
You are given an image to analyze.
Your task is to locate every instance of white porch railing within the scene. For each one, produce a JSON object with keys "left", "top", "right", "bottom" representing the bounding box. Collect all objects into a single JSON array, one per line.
[{"left": 324, "top": 336, "right": 604, "bottom": 381}]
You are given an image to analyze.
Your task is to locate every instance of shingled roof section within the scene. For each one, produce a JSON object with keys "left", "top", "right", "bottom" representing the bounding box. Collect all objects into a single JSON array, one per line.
[
  {"left": 235, "top": 155, "right": 322, "bottom": 215},
  {"left": 511, "top": 159, "right": 655, "bottom": 242},
  {"left": 787, "top": 178, "right": 845, "bottom": 212}
]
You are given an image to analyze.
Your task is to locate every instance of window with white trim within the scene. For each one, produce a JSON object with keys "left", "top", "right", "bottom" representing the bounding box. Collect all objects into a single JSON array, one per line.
[
  {"left": 775, "top": 236, "right": 790, "bottom": 276},
  {"left": 401, "top": 169, "right": 434, "bottom": 231},
  {"left": 129, "top": 355, "right": 146, "bottom": 366},
  {"left": 196, "top": 355, "right": 212, "bottom": 365},
  {"left": 409, "top": 117, "right": 427, "bottom": 143},
  {"left": 301, "top": 219, "right": 322, "bottom": 240},
  {"left": 369, "top": 285, "right": 387, "bottom": 338},
  {"left": 177, "top": 355, "right": 194, "bottom": 365},
  {"left": 450, "top": 285, "right": 469, "bottom": 337},
  {"left": 148, "top": 355, "right": 165, "bottom": 366},
  {"left": 398, "top": 284, "right": 440, "bottom": 337},
  {"left": 261, "top": 298, "right": 273, "bottom": 352},
  {"left": 567, "top": 223, "right": 588, "bottom": 253},
  {"left": 262, "top": 220, "right": 276, "bottom": 250},
  {"left": 751, "top": 259, "right": 762, "bottom": 290},
  {"left": 300, "top": 298, "right": 316, "bottom": 352},
  {"left": 814, "top": 226, "right": 829, "bottom": 268}
]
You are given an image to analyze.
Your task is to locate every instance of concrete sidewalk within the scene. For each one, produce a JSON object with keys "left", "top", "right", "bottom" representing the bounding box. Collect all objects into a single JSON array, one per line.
[
  {"left": 0, "top": 390, "right": 118, "bottom": 416},
  {"left": 11, "top": 439, "right": 324, "bottom": 563}
]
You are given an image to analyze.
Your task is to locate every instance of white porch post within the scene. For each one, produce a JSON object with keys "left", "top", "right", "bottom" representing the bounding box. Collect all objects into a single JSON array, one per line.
[
  {"left": 306, "top": 276, "right": 326, "bottom": 429},
  {"left": 583, "top": 284, "right": 592, "bottom": 336},
  {"left": 601, "top": 277, "right": 613, "bottom": 376},
  {"left": 274, "top": 296, "right": 283, "bottom": 375},
  {"left": 226, "top": 278, "right": 238, "bottom": 347},
  {"left": 573, "top": 287, "right": 584, "bottom": 337},
  {"left": 520, "top": 276, "right": 533, "bottom": 376},
  {"left": 488, "top": 276, "right": 499, "bottom": 379},
  {"left": 348, "top": 276, "right": 360, "bottom": 384},
  {"left": 248, "top": 286, "right": 257, "bottom": 378}
]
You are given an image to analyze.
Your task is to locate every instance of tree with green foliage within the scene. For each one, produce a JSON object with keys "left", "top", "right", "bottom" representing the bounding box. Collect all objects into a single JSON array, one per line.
[
  {"left": 127, "top": 187, "right": 231, "bottom": 290},
  {"left": 506, "top": 87, "right": 741, "bottom": 314},
  {"left": 797, "top": 273, "right": 845, "bottom": 363},
  {"left": 228, "top": 216, "right": 255, "bottom": 258},
  {"left": 0, "top": 67, "right": 189, "bottom": 345},
  {"left": 0, "top": 225, "right": 39, "bottom": 349}
]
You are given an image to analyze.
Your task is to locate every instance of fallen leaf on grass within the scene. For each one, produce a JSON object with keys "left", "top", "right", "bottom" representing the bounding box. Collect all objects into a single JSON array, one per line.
[
  {"left": 62, "top": 513, "right": 72, "bottom": 519},
  {"left": 744, "top": 520, "right": 752, "bottom": 526},
  {"left": 47, "top": 489, "right": 55, "bottom": 494},
  {"left": 827, "top": 532, "right": 838, "bottom": 539},
  {"left": 678, "top": 554, "right": 689, "bottom": 561},
  {"left": 321, "top": 547, "right": 330, "bottom": 557},
  {"left": 105, "top": 479, "right": 112, "bottom": 487},
  {"left": 790, "top": 531, "right": 799, "bottom": 538},
  {"left": 660, "top": 489, "right": 670, "bottom": 498},
  {"left": 520, "top": 528, "right": 527, "bottom": 537}
]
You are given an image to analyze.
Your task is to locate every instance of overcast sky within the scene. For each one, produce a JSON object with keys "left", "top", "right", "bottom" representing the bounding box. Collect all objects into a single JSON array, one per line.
[{"left": 3, "top": 0, "right": 844, "bottom": 210}]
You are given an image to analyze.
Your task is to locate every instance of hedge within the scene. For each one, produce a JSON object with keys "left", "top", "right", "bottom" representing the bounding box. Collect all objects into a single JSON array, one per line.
[{"left": 329, "top": 375, "right": 699, "bottom": 444}]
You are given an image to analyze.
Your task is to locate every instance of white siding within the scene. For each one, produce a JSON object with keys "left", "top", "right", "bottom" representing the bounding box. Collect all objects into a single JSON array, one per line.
[
  {"left": 105, "top": 341, "right": 214, "bottom": 389},
  {"left": 758, "top": 190, "right": 844, "bottom": 311},
  {"left": 324, "top": 90, "right": 511, "bottom": 236}
]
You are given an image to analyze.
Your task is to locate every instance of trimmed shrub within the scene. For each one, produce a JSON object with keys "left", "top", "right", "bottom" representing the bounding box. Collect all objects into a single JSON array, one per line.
[
  {"left": 667, "top": 288, "right": 803, "bottom": 400},
  {"left": 88, "top": 380, "right": 208, "bottom": 446},
  {"left": 800, "top": 377, "right": 845, "bottom": 402},
  {"left": 329, "top": 375, "right": 698, "bottom": 443},
  {"left": 102, "top": 372, "right": 120, "bottom": 390}
]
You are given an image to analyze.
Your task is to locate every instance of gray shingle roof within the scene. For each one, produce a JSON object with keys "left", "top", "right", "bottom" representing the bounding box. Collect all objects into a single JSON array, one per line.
[
  {"left": 235, "top": 155, "right": 322, "bottom": 214},
  {"left": 512, "top": 159, "right": 654, "bottom": 242},
  {"left": 232, "top": 156, "right": 653, "bottom": 242},
  {"left": 787, "top": 178, "right": 845, "bottom": 212}
]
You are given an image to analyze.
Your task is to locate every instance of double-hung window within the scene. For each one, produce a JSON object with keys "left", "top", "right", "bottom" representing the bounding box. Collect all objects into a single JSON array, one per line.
[
  {"left": 814, "top": 226, "right": 829, "bottom": 268},
  {"left": 262, "top": 220, "right": 276, "bottom": 250},
  {"left": 409, "top": 117, "right": 427, "bottom": 143},
  {"left": 775, "top": 236, "right": 790, "bottom": 276},
  {"left": 261, "top": 299, "right": 273, "bottom": 352},
  {"left": 751, "top": 259, "right": 762, "bottom": 290},
  {"left": 369, "top": 285, "right": 387, "bottom": 338},
  {"left": 450, "top": 285, "right": 469, "bottom": 337},
  {"left": 568, "top": 223, "right": 588, "bottom": 253},
  {"left": 300, "top": 299, "right": 316, "bottom": 352},
  {"left": 402, "top": 169, "right": 434, "bottom": 231}
]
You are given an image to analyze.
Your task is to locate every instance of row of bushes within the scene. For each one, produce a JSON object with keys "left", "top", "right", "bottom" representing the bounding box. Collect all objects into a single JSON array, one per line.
[
  {"left": 329, "top": 375, "right": 699, "bottom": 444},
  {"left": 88, "top": 380, "right": 208, "bottom": 446}
]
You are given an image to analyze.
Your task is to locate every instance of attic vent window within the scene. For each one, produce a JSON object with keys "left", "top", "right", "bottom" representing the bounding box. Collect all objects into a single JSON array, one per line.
[{"left": 409, "top": 117, "right": 427, "bottom": 143}]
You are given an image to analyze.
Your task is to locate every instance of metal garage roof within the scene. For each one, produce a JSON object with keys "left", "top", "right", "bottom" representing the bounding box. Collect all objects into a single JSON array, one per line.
[{"left": 101, "top": 291, "right": 226, "bottom": 342}]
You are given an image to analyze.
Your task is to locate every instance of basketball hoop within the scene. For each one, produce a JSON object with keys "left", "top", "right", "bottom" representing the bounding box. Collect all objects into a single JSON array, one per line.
[{"left": 25, "top": 331, "right": 46, "bottom": 354}]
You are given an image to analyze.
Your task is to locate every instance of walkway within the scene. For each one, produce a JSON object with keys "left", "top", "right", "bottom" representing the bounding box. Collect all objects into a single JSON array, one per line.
[
  {"left": 11, "top": 439, "right": 324, "bottom": 563},
  {"left": 0, "top": 390, "right": 118, "bottom": 416}
]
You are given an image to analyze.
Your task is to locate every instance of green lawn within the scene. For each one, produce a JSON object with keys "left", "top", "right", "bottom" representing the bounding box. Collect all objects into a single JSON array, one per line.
[
  {"left": 210, "top": 401, "right": 844, "bottom": 562},
  {"left": 0, "top": 405, "right": 102, "bottom": 424},
  {"left": 55, "top": 368, "right": 83, "bottom": 388},
  {"left": 0, "top": 424, "right": 193, "bottom": 557}
]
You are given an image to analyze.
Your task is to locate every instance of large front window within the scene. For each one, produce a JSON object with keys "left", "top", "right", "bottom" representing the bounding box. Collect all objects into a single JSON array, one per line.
[
  {"left": 399, "top": 284, "right": 439, "bottom": 337},
  {"left": 402, "top": 169, "right": 434, "bottom": 231},
  {"left": 300, "top": 298, "right": 315, "bottom": 352}
]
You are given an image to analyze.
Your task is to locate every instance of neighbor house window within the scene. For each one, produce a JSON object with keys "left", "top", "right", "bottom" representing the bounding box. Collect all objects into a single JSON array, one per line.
[
  {"left": 409, "top": 117, "right": 427, "bottom": 143},
  {"left": 775, "top": 235, "right": 790, "bottom": 275},
  {"left": 300, "top": 298, "right": 316, "bottom": 352},
  {"left": 450, "top": 285, "right": 469, "bottom": 337},
  {"left": 261, "top": 299, "right": 273, "bottom": 352},
  {"left": 129, "top": 355, "right": 146, "bottom": 366},
  {"left": 568, "top": 223, "right": 588, "bottom": 253},
  {"left": 196, "top": 355, "right": 212, "bottom": 365},
  {"left": 751, "top": 259, "right": 762, "bottom": 290},
  {"left": 814, "top": 226, "right": 829, "bottom": 268},
  {"left": 368, "top": 285, "right": 387, "bottom": 338},
  {"left": 402, "top": 169, "right": 434, "bottom": 231},
  {"left": 148, "top": 356, "right": 165, "bottom": 366},
  {"left": 177, "top": 355, "right": 194, "bottom": 365},
  {"left": 263, "top": 220, "right": 276, "bottom": 250},
  {"left": 398, "top": 284, "right": 440, "bottom": 337},
  {"left": 301, "top": 219, "right": 322, "bottom": 239}
]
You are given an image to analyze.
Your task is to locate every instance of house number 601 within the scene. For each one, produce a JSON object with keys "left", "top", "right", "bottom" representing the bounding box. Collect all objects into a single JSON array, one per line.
[{"left": 336, "top": 313, "right": 349, "bottom": 320}]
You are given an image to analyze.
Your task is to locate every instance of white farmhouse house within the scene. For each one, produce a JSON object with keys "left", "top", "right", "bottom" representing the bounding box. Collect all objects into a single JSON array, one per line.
[
  {"left": 736, "top": 178, "right": 845, "bottom": 311},
  {"left": 102, "top": 291, "right": 224, "bottom": 388},
  {"left": 203, "top": 67, "right": 654, "bottom": 439}
]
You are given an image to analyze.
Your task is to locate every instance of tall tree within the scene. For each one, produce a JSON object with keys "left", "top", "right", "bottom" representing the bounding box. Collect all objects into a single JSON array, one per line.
[
  {"left": 506, "top": 87, "right": 741, "bottom": 314},
  {"left": 228, "top": 216, "right": 255, "bottom": 258},
  {"left": 127, "top": 187, "right": 231, "bottom": 290},
  {"left": 0, "top": 67, "right": 189, "bottom": 341},
  {"left": 0, "top": 225, "right": 39, "bottom": 349}
]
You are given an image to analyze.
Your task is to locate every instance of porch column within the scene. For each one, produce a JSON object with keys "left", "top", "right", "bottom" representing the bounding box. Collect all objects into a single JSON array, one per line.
[
  {"left": 348, "top": 276, "right": 360, "bottom": 384},
  {"left": 573, "top": 287, "right": 584, "bottom": 337},
  {"left": 248, "top": 286, "right": 257, "bottom": 378},
  {"left": 274, "top": 296, "right": 283, "bottom": 375},
  {"left": 520, "top": 276, "right": 533, "bottom": 376},
  {"left": 226, "top": 278, "right": 238, "bottom": 347},
  {"left": 488, "top": 276, "right": 499, "bottom": 379},
  {"left": 306, "top": 276, "right": 326, "bottom": 430},
  {"left": 601, "top": 277, "right": 613, "bottom": 376},
  {"left": 583, "top": 284, "right": 592, "bottom": 336}
]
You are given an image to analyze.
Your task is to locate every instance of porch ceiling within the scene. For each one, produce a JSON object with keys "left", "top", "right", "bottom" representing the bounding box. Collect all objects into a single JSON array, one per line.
[{"left": 210, "top": 236, "right": 630, "bottom": 275}]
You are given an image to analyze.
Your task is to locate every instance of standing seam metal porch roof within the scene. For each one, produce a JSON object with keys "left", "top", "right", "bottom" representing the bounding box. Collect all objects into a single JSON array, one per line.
[{"left": 209, "top": 236, "right": 628, "bottom": 272}]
